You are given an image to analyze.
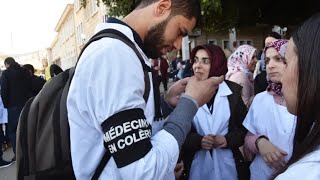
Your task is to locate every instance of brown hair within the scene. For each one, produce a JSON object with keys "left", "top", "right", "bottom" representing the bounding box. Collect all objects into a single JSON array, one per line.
[{"left": 275, "top": 13, "right": 320, "bottom": 177}]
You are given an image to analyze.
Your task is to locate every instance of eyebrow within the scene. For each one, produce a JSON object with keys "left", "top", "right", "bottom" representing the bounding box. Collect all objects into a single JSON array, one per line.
[
  {"left": 194, "top": 56, "right": 210, "bottom": 59},
  {"left": 271, "top": 55, "right": 282, "bottom": 59}
]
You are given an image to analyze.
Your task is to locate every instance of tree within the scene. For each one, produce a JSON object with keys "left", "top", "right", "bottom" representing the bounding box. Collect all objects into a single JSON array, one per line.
[
  {"left": 80, "top": 0, "right": 320, "bottom": 32},
  {"left": 81, "top": 0, "right": 235, "bottom": 32}
]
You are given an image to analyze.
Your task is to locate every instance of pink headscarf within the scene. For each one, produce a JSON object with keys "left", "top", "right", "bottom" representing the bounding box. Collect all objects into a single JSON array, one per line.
[{"left": 226, "top": 45, "right": 257, "bottom": 81}]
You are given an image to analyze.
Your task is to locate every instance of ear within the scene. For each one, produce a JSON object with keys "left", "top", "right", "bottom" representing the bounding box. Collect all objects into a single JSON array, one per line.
[{"left": 154, "top": 0, "right": 172, "bottom": 17}]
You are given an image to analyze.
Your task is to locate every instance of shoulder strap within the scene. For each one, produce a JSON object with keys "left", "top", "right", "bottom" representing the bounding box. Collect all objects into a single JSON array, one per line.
[
  {"left": 77, "top": 29, "right": 151, "bottom": 180},
  {"left": 76, "top": 29, "right": 151, "bottom": 103}
]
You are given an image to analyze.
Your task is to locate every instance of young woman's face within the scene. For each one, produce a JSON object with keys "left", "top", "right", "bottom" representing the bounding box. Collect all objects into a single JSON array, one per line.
[
  {"left": 265, "top": 48, "right": 286, "bottom": 83},
  {"left": 192, "top": 49, "right": 211, "bottom": 80},
  {"left": 281, "top": 38, "right": 299, "bottom": 114},
  {"left": 248, "top": 51, "right": 258, "bottom": 72}
]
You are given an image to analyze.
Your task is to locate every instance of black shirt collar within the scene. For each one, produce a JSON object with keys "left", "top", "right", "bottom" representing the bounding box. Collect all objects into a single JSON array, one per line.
[{"left": 107, "top": 17, "right": 145, "bottom": 53}]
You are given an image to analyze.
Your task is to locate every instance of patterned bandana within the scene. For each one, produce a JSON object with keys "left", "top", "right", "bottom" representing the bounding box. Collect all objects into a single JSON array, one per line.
[
  {"left": 264, "top": 39, "right": 288, "bottom": 98},
  {"left": 264, "top": 39, "right": 288, "bottom": 59},
  {"left": 226, "top": 45, "right": 256, "bottom": 82}
]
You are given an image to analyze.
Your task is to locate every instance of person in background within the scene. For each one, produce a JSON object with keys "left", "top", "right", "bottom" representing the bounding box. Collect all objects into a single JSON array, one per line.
[
  {"left": 0, "top": 124, "right": 9, "bottom": 152},
  {"left": 42, "top": 59, "right": 51, "bottom": 81},
  {"left": 182, "top": 59, "right": 193, "bottom": 78},
  {"left": 0, "top": 68, "right": 11, "bottom": 169},
  {"left": 182, "top": 44, "right": 248, "bottom": 180},
  {"left": 49, "top": 64, "right": 63, "bottom": 78},
  {"left": 0, "top": 57, "right": 31, "bottom": 163},
  {"left": 275, "top": 13, "right": 320, "bottom": 180},
  {"left": 226, "top": 45, "right": 257, "bottom": 108},
  {"left": 169, "top": 55, "right": 179, "bottom": 81},
  {"left": 153, "top": 57, "right": 169, "bottom": 92},
  {"left": 22, "top": 64, "right": 46, "bottom": 96},
  {"left": 243, "top": 40, "right": 296, "bottom": 180},
  {"left": 254, "top": 31, "right": 282, "bottom": 95},
  {"left": 176, "top": 54, "right": 185, "bottom": 80}
]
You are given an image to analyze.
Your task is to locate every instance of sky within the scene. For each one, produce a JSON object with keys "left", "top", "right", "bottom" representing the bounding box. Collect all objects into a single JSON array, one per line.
[{"left": 0, "top": 0, "right": 73, "bottom": 55}]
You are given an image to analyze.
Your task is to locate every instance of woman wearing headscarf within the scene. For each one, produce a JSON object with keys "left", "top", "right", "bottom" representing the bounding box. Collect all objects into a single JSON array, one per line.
[
  {"left": 242, "top": 40, "right": 296, "bottom": 180},
  {"left": 254, "top": 31, "right": 282, "bottom": 95},
  {"left": 226, "top": 45, "right": 257, "bottom": 108},
  {"left": 181, "top": 44, "right": 249, "bottom": 180}
]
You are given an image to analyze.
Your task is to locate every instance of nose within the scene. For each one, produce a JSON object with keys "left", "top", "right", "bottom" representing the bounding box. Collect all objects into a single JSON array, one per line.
[
  {"left": 267, "top": 59, "right": 276, "bottom": 69},
  {"left": 173, "top": 36, "right": 183, "bottom": 51},
  {"left": 193, "top": 61, "right": 202, "bottom": 69}
]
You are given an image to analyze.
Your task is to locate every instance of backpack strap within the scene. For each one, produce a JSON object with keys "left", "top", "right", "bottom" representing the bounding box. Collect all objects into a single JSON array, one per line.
[
  {"left": 75, "top": 29, "right": 151, "bottom": 103},
  {"left": 73, "top": 29, "right": 151, "bottom": 180}
]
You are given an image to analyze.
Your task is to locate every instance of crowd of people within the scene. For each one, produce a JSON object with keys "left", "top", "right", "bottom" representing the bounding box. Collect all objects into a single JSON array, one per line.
[
  {"left": 0, "top": 58, "right": 62, "bottom": 169},
  {"left": 1, "top": 0, "right": 320, "bottom": 180}
]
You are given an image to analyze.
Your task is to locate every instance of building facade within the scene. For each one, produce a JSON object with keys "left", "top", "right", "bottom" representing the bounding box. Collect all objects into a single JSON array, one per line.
[
  {"left": 49, "top": 1, "right": 286, "bottom": 68},
  {"left": 49, "top": 0, "right": 108, "bottom": 70}
]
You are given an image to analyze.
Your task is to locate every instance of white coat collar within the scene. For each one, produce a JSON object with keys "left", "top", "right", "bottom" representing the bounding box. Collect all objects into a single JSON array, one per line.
[{"left": 216, "top": 81, "right": 233, "bottom": 97}]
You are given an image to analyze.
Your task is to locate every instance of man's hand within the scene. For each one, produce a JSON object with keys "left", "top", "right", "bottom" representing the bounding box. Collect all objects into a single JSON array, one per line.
[
  {"left": 164, "top": 78, "right": 189, "bottom": 107},
  {"left": 185, "top": 76, "right": 224, "bottom": 107},
  {"left": 257, "top": 138, "right": 288, "bottom": 169},
  {"left": 201, "top": 135, "right": 215, "bottom": 150}
]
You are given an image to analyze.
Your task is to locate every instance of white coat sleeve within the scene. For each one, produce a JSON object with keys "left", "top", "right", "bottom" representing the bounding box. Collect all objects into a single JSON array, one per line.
[
  {"left": 275, "top": 162, "right": 320, "bottom": 180},
  {"left": 71, "top": 38, "right": 179, "bottom": 179},
  {"left": 242, "top": 96, "right": 258, "bottom": 134}
]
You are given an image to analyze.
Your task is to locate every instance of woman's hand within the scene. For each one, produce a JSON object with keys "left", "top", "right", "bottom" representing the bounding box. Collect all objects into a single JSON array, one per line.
[
  {"left": 213, "top": 135, "right": 227, "bottom": 148},
  {"left": 201, "top": 135, "right": 215, "bottom": 150},
  {"left": 257, "top": 138, "right": 288, "bottom": 169}
]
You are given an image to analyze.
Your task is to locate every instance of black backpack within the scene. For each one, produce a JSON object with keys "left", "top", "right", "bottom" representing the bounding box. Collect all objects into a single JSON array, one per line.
[{"left": 16, "top": 29, "right": 151, "bottom": 180}]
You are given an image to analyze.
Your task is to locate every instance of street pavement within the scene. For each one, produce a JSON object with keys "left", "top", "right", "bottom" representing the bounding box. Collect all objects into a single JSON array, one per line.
[
  {"left": 0, "top": 148, "right": 16, "bottom": 180},
  {"left": 0, "top": 79, "right": 175, "bottom": 180}
]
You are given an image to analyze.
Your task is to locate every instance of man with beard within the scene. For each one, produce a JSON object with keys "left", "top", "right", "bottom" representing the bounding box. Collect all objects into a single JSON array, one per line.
[{"left": 67, "top": 0, "right": 224, "bottom": 179}]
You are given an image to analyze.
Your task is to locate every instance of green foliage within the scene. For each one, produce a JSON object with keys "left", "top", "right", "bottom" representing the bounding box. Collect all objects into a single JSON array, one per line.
[
  {"left": 81, "top": 0, "right": 141, "bottom": 17},
  {"left": 201, "top": 0, "right": 239, "bottom": 32},
  {"left": 79, "top": 0, "right": 242, "bottom": 32},
  {"left": 101, "top": 0, "right": 141, "bottom": 17}
]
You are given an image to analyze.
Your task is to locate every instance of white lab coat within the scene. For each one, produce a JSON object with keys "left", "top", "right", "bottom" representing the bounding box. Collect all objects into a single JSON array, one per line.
[
  {"left": 67, "top": 22, "right": 178, "bottom": 180},
  {"left": 243, "top": 91, "right": 296, "bottom": 180},
  {"left": 275, "top": 146, "right": 320, "bottom": 180},
  {"left": 189, "top": 81, "right": 238, "bottom": 180}
]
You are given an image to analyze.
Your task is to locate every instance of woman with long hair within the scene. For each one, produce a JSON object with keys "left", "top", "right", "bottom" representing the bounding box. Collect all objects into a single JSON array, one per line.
[{"left": 275, "top": 13, "right": 320, "bottom": 179}]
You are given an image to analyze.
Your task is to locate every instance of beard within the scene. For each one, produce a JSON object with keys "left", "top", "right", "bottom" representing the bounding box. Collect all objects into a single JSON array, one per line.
[{"left": 143, "top": 18, "right": 170, "bottom": 59}]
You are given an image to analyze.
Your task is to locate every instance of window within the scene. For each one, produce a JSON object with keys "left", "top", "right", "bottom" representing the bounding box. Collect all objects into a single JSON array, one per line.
[
  {"left": 222, "top": 40, "right": 230, "bottom": 49},
  {"left": 207, "top": 39, "right": 217, "bottom": 45},
  {"left": 222, "top": 39, "right": 253, "bottom": 49},
  {"left": 237, "top": 40, "right": 253, "bottom": 46},
  {"left": 102, "top": 15, "right": 108, "bottom": 23},
  {"left": 90, "top": 0, "right": 98, "bottom": 15},
  {"left": 75, "top": 0, "right": 80, "bottom": 11},
  {"left": 76, "top": 23, "right": 84, "bottom": 46}
]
